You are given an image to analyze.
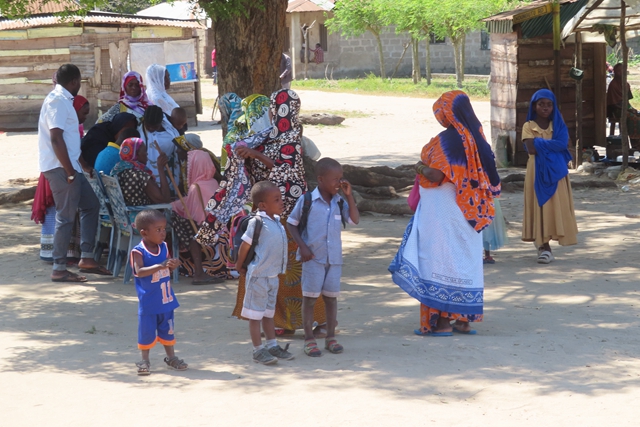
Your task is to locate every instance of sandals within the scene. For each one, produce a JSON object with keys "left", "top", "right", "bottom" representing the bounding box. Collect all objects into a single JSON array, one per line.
[
  {"left": 304, "top": 339, "right": 322, "bottom": 357},
  {"left": 78, "top": 265, "right": 112, "bottom": 276},
  {"left": 51, "top": 271, "right": 87, "bottom": 283},
  {"left": 324, "top": 338, "right": 344, "bottom": 354},
  {"left": 164, "top": 356, "right": 188, "bottom": 371},
  {"left": 136, "top": 360, "right": 150, "bottom": 376},
  {"left": 537, "top": 249, "right": 554, "bottom": 264},
  {"left": 483, "top": 256, "right": 495, "bottom": 264}
]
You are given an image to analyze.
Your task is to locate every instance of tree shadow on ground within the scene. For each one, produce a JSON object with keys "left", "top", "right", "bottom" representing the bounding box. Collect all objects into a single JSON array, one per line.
[{"left": 1, "top": 188, "right": 640, "bottom": 398}]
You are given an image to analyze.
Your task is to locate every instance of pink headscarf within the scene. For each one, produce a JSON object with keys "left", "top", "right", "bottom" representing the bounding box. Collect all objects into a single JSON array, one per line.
[{"left": 171, "top": 150, "right": 219, "bottom": 224}]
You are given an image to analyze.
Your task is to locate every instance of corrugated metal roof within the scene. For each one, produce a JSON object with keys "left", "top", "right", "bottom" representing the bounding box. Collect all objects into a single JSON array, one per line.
[
  {"left": 0, "top": 11, "right": 205, "bottom": 30},
  {"left": 287, "top": 0, "right": 334, "bottom": 13},
  {"left": 521, "top": 0, "right": 589, "bottom": 38},
  {"left": 484, "top": 0, "right": 580, "bottom": 22},
  {"left": 484, "top": 0, "right": 588, "bottom": 38},
  {"left": 137, "top": 1, "right": 207, "bottom": 21}
]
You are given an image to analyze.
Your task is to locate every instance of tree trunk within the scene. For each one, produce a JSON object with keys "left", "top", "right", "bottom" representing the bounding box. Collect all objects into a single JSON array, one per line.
[
  {"left": 213, "top": 0, "right": 287, "bottom": 99},
  {"left": 373, "top": 31, "right": 387, "bottom": 79},
  {"left": 452, "top": 36, "right": 462, "bottom": 88},
  {"left": 460, "top": 33, "right": 466, "bottom": 83},
  {"left": 411, "top": 37, "right": 421, "bottom": 84},
  {"left": 425, "top": 39, "right": 432, "bottom": 85}
]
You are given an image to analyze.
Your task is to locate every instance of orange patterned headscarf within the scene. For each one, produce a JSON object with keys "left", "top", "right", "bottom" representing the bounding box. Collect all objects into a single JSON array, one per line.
[{"left": 420, "top": 90, "right": 501, "bottom": 232}]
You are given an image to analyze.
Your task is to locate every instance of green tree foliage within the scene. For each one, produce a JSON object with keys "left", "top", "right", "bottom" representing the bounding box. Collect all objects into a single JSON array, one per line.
[
  {"left": 383, "top": 0, "right": 437, "bottom": 84},
  {"left": 325, "top": 0, "right": 389, "bottom": 78},
  {"left": 430, "top": 0, "right": 510, "bottom": 88}
]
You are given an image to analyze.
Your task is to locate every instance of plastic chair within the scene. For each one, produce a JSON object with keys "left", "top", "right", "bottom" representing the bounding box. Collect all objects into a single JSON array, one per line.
[
  {"left": 83, "top": 172, "right": 116, "bottom": 270},
  {"left": 99, "top": 173, "right": 179, "bottom": 284}
]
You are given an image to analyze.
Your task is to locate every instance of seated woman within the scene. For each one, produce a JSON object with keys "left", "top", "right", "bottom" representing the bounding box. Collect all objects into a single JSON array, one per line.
[
  {"left": 111, "top": 138, "right": 224, "bottom": 284},
  {"left": 81, "top": 112, "right": 138, "bottom": 168},
  {"left": 171, "top": 150, "right": 227, "bottom": 285},
  {"left": 137, "top": 105, "right": 180, "bottom": 184},
  {"left": 97, "top": 71, "right": 150, "bottom": 124},
  {"left": 111, "top": 137, "right": 171, "bottom": 207},
  {"left": 146, "top": 64, "right": 179, "bottom": 115}
]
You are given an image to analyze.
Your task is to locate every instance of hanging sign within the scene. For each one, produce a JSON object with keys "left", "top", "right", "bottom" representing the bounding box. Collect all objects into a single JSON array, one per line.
[{"left": 512, "top": 3, "right": 553, "bottom": 25}]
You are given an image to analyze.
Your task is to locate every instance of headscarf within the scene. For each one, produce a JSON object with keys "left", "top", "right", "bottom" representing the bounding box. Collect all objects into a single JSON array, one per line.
[
  {"left": 269, "top": 88, "right": 301, "bottom": 141},
  {"left": 81, "top": 112, "right": 137, "bottom": 167},
  {"left": 220, "top": 93, "right": 245, "bottom": 144},
  {"left": 526, "top": 89, "right": 572, "bottom": 207},
  {"left": 171, "top": 150, "right": 219, "bottom": 224},
  {"left": 119, "top": 71, "right": 150, "bottom": 115},
  {"left": 73, "top": 95, "right": 88, "bottom": 112},
  {"left": 421, "top": 90, "right": 500, "bottom": 232},
  {"left": 111, "top": 137, "right": 153, "bottom": 176},
  {"left": 146, "top": 64, "right": 179, "bottom": 115},
  {"left": 73, "top": 95, "right": 89, "bottom": 137},
  {"left": 242, "top": 94, "right": 272, "bottom": 134}
]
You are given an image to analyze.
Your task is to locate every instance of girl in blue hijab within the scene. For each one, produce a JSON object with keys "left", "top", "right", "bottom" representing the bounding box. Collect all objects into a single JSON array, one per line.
[{"left": 521, "top": 89, "right": 578, "bottom": 264}]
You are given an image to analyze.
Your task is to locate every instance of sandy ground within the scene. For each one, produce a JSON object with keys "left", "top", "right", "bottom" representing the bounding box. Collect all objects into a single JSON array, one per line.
[{"left": 1, "top": 87, "right": 640, "bottom": 426}]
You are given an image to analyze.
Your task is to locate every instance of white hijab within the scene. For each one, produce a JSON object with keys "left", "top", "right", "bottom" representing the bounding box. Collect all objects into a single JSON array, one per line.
[{"left": 145, "top": 63, "right": 180, "bottom": 115}]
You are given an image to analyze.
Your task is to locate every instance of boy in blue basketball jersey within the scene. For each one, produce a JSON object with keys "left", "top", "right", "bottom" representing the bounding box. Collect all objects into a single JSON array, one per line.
[{"left": 131, "top": 209, "right": 188, "bottom": 375}]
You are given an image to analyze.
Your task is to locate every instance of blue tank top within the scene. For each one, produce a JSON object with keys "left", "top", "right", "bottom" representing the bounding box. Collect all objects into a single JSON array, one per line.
[{"left": 131, "top": 241, "right": 180, "bottom": 315}]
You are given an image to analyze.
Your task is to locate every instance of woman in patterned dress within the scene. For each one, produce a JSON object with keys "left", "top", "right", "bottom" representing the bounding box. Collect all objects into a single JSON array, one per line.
[{"left": 198, "top": 89, "right": 327, "bottom": 334}]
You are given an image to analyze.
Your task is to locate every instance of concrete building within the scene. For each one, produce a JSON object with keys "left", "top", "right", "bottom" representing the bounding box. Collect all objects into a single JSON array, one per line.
[{"left": 286, "top": 0, "right": 491, "bottom": 79}]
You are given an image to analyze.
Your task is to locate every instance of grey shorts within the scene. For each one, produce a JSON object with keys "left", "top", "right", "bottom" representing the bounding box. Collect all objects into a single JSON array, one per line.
[
  {"left": 241, "top": 274, "right": 279, "bottom": 320},
  {"left": 301, "top": 261, "right": 342, "bottom": 298}
]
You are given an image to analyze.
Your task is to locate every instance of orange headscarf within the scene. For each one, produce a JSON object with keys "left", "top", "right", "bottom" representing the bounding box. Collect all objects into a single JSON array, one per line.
[{"left": 420, "top": 90, "right": 500, "bottom": 232}]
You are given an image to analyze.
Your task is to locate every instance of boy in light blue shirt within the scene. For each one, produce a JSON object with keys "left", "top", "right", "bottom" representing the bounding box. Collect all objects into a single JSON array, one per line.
[
  {"left": 236, "top": 181, "right": 295, "bottom": 365},
  {"left": 287, "top": 158, "right": 360, "bottom": 357}
]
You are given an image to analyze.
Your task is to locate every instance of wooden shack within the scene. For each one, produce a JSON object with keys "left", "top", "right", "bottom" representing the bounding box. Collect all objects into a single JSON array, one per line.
[
  {"left": 0, "top": 10, "right": 205, "bottom": 131},
  {"left": 484, "top": 0, "right": 607, "bottom": 166}
]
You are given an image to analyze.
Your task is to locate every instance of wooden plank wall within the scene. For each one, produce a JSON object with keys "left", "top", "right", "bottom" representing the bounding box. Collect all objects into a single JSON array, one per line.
[
  {"left": 0, "top": 25, "right": 199, "bottom": 130},
  {"left": 490, "top": 32, "right": 518, "bottom": 166}
]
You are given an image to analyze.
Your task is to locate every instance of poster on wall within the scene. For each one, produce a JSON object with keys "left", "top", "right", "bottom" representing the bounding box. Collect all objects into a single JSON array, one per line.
[
  {"left": 129, "top": 39, "right": 197, "bottom": 84},
  {"left": 129, "top": 43, "right": 165, "bottom": 78},
  {"left": 164, "top": 39, "right": 197, "bottom": 83}
]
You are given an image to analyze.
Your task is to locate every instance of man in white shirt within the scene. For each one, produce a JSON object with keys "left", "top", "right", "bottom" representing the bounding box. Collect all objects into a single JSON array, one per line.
[{"left": 40, "top": 64, "right": 110, "bottom": 282}]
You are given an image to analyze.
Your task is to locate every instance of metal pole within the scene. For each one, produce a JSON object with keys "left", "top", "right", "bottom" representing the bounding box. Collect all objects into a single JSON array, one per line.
[{"left": 621, "top": 0, "right": 629, "bottom": 169}]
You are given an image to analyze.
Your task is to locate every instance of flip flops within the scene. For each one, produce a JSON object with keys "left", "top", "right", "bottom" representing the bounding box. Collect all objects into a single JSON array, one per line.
[
  {"left": 51, "top": 271, "right": 88, "bottom": 283},
  {"left": 417, "top": 330, "right": 452, "bottom": 337},
  {"left": 78, "top": 265, "right": 112, "bottom": 275},
  {"left": 452, "top": 327, "right": 477, "bottom": 335}
]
